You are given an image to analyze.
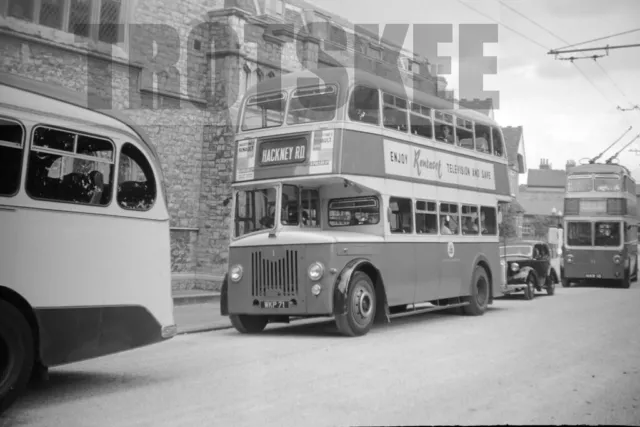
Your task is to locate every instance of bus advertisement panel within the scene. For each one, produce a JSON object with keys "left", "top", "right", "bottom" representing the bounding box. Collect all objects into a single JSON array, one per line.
[
  {"left": 221, "top": 67, "right": 513, "bottom": 337},
  {"left": 562, "top": 163, "right": 639, "bottom": 288}
]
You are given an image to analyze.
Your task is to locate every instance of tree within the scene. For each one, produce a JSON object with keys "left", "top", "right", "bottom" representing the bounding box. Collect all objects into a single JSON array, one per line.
[{"left": 499, "top": 203, "right": 520, "bottom": 238}]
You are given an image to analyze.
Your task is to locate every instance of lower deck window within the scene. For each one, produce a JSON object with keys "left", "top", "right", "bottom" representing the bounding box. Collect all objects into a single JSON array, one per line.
[
  {"left": 328, "top": 196, "right": 380, "bottom": 227},
  {"left": 389, "top": 197, "right": 412, "bottom": 233}
]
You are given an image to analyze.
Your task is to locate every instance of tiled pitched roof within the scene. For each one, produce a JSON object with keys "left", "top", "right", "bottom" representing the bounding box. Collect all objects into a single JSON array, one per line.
[
  {"left": 502, "top": 126, "right": 522, "bottom": 169},
  {"left": 518, "top": 192, "right": 565, "bottom": 216},
  {"left": 527, "top": 169, "right": 566, "bottom": 188}
]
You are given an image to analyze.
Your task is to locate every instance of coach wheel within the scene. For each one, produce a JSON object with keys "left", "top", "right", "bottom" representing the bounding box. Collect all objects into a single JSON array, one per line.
[
  {"left": 462, "top": 266, "right": 489, "bottom": 316},
  {"left": 0, "top": 300, "right": 34, "bottom": 414},
  {"left": 620, "top": 267, "right": 631, "bottom": 289},
  {"left": 335, "top": 271, "right": 376, "bottom": 337},
  {"left": 523, "top": 275, "right": 535, "bottom": 300},
  {"left": 229, "top": 315, "right": 268, "bottom": 334}
]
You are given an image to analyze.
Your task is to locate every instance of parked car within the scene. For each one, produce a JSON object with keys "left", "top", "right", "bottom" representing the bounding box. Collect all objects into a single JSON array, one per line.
[{"left": 499, "top": 240, "right": 561, "bottom": 300}]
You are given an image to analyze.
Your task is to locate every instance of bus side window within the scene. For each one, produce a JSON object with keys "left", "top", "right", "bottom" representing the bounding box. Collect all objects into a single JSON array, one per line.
[
  {"left": 491, "top": 127, "right": 504, "bottom": 157},
  {"left": 389, "top": 197, "right": 412, "bottom": 233},
  {"left": 348, "top": 86, "right": 380, "bottom": 125},
  {"left": 461, "top": 204, "right": 479, "bottom": 235},
  {"left": 26, "top": 126, "right": 115, "bottom": 206},
  {"left": 415, "top": 200, "right": 437, "bottom": 234},
  {"left": 480, "top": 206, "right": 497, "bottom": 235},
  {"left": 439, "top": 202, "right": 460, "bottom": 235},
  {"left": 301, "top": 188, "right": 320, "bottom": 227},
  {"left": 117, "top": 143, "right": 157, "bottom": 211},
  {"left": 0, "top": 118, "right": 24, "bottom": 197}
]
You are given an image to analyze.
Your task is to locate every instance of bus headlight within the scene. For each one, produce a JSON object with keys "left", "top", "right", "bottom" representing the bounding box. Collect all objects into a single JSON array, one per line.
[
  {"left": 510, "top": 262, "right": 520, "bottom": 272},
  {"left": 230, "top": 264, "right": 243, "bottom": 282},
  {"left": 308, "top": 262, "right": 325, "bottom": 281},
  {"left": 613, "top": 254, "right": 622, "bottom": 264}
]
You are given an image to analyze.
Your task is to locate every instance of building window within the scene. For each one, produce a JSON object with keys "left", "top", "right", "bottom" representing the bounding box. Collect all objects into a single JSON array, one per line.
[{"left": 3, "top": 0, "right": 126, "bottom": 46}]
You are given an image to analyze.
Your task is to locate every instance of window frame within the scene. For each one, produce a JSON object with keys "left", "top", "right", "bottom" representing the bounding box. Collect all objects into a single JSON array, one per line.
[
  {"left": 439, "top": 201, "right": 460, "bottom": 235},
  {"left": 327, "top": 195, "right": 380, "bottom": 228},
  {"left": 240, "top": 90, "right": 288, "bottom": 132},
  {"left": 285, "top": 84, "right": 339, "bottom": 126},
  {"left": 26, "top": 123, "right": 117, "bottom": 207},
  {"left": 347, "top": 84, "right": 381, "bottom": 126},
  {"left": 116, "top": 141, "right": 158, "bottom": 212},
  {"left": 382, "top": 92, "right": 409, "bottom": 133},
  {"left": 0, "top": 116, "right": 27, "bottom": 198},
  {"left": 409, "top": 101, "right": 434, "bottom": 140},
  {"left": 388, "top": 196, "right": 413, "bottom": 234},
  {"left": 3, "top": 0, "right": 130, "bottom": 49},
  {"left": 415, "top": 199, "right": 438, "bottom": 234},
  {"left": 455, "top": 116, "right": 475, "bottom": 151}
]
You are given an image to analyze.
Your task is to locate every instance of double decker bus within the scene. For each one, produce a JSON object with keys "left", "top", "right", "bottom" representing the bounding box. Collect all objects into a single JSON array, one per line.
[
  {"left": 220, "top": 67, "right": 513, "bottom": 336},
  {"left": 0, "top": 72, "right": 176, "bottom": 412},
  {"left": 562, "top": 163, "right": 639, "bottom": 288}
]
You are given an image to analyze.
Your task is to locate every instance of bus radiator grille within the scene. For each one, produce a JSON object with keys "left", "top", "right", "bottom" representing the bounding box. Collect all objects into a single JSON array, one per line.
[{"left": 251, "top": 250, "right": 299, "bottom": 297}]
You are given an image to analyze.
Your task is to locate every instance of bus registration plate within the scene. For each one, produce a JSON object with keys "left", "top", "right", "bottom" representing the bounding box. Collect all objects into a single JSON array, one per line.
[
  {"left": 261, "top": 301, "right": 289, "bottom": 309},
  {"left": 585, "top": 273, "right": 602, "bottom": 279}
]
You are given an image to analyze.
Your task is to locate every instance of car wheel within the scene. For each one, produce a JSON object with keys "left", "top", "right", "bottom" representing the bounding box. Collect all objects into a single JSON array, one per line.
[
  {"left": 523, "top": 275, "right": 535, "bottom": 300},
  {"left": 545, "top": 273, "right": 556, "bottom": 296}
]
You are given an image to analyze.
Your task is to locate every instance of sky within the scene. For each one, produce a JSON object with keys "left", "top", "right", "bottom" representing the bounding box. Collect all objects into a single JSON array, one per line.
[{"left": 307, "top": 0, "right": 640, "bottom": 183}]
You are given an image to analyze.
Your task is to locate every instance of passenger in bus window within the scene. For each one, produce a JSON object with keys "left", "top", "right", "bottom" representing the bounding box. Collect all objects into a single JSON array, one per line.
[
  {"left": 440, "top": 216, "right": 453, "bottom": 234},
  {"left": 438, "top": 125, "right": 454, "bottom": 144},
  {"left": 477, "top": 132, "right": 490, "bottom": 153},
  {"left": 463, "top": 217, "right": 478, "bottom": 234}
]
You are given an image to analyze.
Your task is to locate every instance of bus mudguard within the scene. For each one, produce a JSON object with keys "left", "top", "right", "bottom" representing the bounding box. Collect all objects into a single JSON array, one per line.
[
  {"left": 220, "top": 273, "right": 229, "bottom": 316},
  {"left": 332, "top": 258, "right": 390, "bottom": 324}
]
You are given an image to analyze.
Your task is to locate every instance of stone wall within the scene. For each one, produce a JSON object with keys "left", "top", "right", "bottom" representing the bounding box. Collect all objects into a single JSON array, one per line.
[{"left": 1, "top": 0, "right": 439, "bottom": 292}]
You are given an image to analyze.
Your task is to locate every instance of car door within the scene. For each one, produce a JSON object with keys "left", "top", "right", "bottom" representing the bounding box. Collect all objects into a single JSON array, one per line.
[
  {"left": 532, "top": 244, "right": 548, "bottom": 285},
  {"left": 538, "top": 243, "right": 552, "bottom": 285}
]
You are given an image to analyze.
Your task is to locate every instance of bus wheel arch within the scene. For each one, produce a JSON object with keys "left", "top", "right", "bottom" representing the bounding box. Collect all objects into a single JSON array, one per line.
[
  {"left": 0, "top": 288, "right": 37, "bottom": 412},
  {"left": 333, "top": 259, "right": 389, "bottom": 336}
]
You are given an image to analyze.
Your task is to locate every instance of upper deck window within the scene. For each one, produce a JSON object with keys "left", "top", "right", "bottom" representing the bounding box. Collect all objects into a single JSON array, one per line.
[
  {"left": 434, "top": 111, "right": 454, "bottom": 145},
  {"left": 409, "top": 102, "right": 433, "bottom": 139},
  {"left": 286, "top": 85, "right": 338, "bottom": 125},
  {"left": 382, "top": 93, "right": 408, "bottom": 133},
  {"left": 595, "top": 176, "right": 621, "bottom": 192},
  {"left": 241, "top": 92, "right": 286, "bottom": 131},
  {"left": 567, "top": 176, "right": 593, "bottom": 192},
  {"left": 348, "top": 86, "right": 380, "bottom": 125},
  {"left": 491, "top": 127, "right": 505, "bottom": 157},
  {"left": 0, "top": 118, "right": 24, "bottom": 197},
  {"left": 456, "top": 117, "right": 474, "bottom": 150},
  {"left": 474, "top": 123, "right": 492, "bottom": 154}
]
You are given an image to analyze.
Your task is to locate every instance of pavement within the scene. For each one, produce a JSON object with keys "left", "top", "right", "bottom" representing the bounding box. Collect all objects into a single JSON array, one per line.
[
  {"left": 7, "top": 282, "right": 640, "bottom": 426},
  {"left": 172, "top": 290, "right": 230, "bottom": 334}
]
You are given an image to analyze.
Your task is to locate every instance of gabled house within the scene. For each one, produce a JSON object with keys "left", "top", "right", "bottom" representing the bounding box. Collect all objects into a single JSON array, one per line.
[{"left": 502, "top": 126, "right": 527, "bottom": 237}]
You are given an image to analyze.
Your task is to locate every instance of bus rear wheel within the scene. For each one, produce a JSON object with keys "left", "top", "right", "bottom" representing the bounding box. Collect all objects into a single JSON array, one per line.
[
  {"left": 0, "top": 300, "right": 34, "bottom": 414},
  {"left": 335, "top": 271, "right": 376, "bottom": 337},
  {"left": 462, "top": 266, "right": 489, "bottom": 316},
  {"left": 229, "top": 315, "right": 268, "bottom": 334}
]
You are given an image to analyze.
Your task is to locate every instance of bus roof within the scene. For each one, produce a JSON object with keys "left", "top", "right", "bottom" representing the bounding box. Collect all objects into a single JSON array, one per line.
[
  {"left": 248, "top": 67, "right": 500, "bottom": 127},
  {"left": 0, "top": 71, "right": 160, "bottom": 161},
  {"left": 567, "top": 163, "right": 633, "bottom": 176}
]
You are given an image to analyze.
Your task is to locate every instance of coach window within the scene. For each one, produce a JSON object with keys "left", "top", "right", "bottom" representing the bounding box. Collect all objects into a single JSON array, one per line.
[
  {"left": 300, "top": 188, "right": 321, "bottom": 227},
  {"left": 480, "top": 206, "right": 497, "bottom": 235},
  {"left": 117, "top": 143, "right": 157, "bottom": 211},
  {"left": 389, "top": 197, "right": 412, "bottom": 233},
  {"left": 0, "top": 118, "right": 24, "bottom": 197},
  {"left": 491, "top": 127, "right": 505, "bottom": 157},
  {"left": 439, "top": 202, "right": 460, "bottom": 235},
  {"left": 348, "top": 85, "right": 380, "bottom": 125},
  {"left": 415, "top": 200, "right": 438, "bottom": 234},
  {"left": 475, "top": 123, "right": 492, "bottom": 154},
  {"left": 409, "top": 102, "right": 433, "bottom": 139},
  {"left": 26, "top": 126, "right": 115, "bottom": 206},
  {"left": 241, "top": 91, "right": 286, "bottom": 131},
  {"left": 434, "top": 111, "right": 454, "bottom": 144},
  {"left": 456, "top": 118, "right": 474, "bottom": 150},
  {"left": 382, "top": 93, "right": 408, "bottom": 132},
  {"left": 328, "top": 196, "right": 380, "bottom": 226},
  {"left": 461, "top": 205, "right": 479, "bottom": 235}
]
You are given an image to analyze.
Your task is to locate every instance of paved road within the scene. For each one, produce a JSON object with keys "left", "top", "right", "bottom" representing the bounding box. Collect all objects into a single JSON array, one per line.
[{"left": 3, "top": 283, "right": 640, "bottom": 427}]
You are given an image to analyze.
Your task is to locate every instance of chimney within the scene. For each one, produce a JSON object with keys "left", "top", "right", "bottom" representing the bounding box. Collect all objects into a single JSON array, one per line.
[
  {"left": 566, "top": 159, "right": 576, "bottom": 171},
  {"left": 539, "top": 158, "right": 551, "bottom": 170}
]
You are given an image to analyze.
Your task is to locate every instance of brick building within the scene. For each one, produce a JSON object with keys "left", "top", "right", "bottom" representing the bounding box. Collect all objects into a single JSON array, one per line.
[{"left": 1, "top": 0, "right": 441, "bottom": 290}]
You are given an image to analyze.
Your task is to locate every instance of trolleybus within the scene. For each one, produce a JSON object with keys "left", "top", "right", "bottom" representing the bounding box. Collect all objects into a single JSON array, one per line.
[
  {"left": 221, "top": 67, "right": 513, "bottom": 336},
  {"left": 562, "top": 162, "right": 638, "bottom": 288},
  {"left": 0, "top": 72, "right": 177, "bottom": 412}
]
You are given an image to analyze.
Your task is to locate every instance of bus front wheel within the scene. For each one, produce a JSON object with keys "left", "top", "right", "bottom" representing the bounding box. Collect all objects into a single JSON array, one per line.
[
  {"left": 462, "top": 266, "right": 489, "bottom": 316},
  {"left": 335, "top": 271, "right": 377, "bottom": 337},
  {"left": 229, "top": 315, "right": 268, "bottom": 334},
  {"left": 0, "top": 300, "right": 34, "bottom": 414}
]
